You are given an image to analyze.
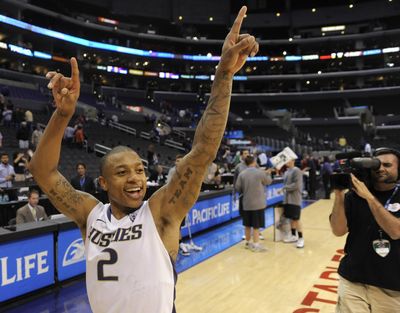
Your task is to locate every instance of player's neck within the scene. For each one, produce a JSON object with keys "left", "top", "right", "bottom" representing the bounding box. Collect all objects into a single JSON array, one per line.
[{"left": 111, "top": 203, "right": 142, "bottom": 220}]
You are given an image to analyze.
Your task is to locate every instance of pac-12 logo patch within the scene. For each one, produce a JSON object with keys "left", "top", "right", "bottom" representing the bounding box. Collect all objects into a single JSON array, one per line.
[
  {"left": 63, "top": 238, "right": 85, "bottom": 266},
  {"left": 129, "top": 211, "right": 139, "bottom": 223}
]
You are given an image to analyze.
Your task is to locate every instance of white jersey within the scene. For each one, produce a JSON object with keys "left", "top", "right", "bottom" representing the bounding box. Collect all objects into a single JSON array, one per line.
[{"left": 85, "top": 201, "right": 176, "bottom": 313}]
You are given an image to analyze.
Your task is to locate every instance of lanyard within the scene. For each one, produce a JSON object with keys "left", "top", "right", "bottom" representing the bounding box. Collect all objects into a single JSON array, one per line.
[{"left": 383, "top": 184, "right": 400, "bottom": 210}]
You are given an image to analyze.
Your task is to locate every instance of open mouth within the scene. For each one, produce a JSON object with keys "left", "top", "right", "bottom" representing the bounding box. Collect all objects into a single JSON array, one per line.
[{"left": 124, "top": 187, "right": 143, "bottom": 199}]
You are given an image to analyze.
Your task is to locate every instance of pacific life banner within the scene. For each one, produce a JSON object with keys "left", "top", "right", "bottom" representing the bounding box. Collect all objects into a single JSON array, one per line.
[
  {"left": 0, "top": 234, "right": 54, "bottom": 302},
  {"left": 57, "top": 228, "right": 86, "bottom": 281},
  {"left": 267, "top": 182, "right": 284, "bottom": 206},
  {"left": 181, "top": 194, "right": 231, "bottom": 237}
]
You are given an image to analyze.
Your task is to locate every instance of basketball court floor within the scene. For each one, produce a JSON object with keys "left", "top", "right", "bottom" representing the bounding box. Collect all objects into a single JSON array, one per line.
[{"left": 1, "top": 198, "right": 345, "bottom": 313}]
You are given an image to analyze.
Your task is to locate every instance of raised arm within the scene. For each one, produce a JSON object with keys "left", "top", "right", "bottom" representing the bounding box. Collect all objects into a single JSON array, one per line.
[
  {"left": 28, "top": 58, "right": 98, "bottom": 230},
  {"left": 150, "top": 6, "right": 258, "bottom": 222}
]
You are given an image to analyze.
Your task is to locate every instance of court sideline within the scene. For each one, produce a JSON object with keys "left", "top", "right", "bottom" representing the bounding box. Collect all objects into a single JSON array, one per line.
[{"left": 176, "top": 198, "right": 345, "bottom": 313}]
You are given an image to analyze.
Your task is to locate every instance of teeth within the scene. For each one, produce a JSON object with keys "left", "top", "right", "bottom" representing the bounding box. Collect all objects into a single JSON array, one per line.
[{"left": 126, "top": 188, "right": 141, "bottom": 192}]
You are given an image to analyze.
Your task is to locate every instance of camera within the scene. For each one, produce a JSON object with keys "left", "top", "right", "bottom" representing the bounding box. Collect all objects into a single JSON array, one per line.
[{"left": 330, "top": 151, "right": 381, "bottom": 190}]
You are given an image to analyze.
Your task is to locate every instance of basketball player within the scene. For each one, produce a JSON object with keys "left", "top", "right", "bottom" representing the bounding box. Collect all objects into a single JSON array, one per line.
[{"left": 28, "top": 6, "right": 258, "bottom": 313}]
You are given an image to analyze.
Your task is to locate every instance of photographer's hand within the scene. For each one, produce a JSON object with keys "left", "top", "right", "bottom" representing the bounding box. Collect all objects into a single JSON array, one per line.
[{"left": 350, "top": 174, "right": 374, "bottom": 201}]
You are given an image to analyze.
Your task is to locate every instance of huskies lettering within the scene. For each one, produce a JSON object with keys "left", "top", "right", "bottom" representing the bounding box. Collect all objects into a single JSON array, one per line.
[{"left": 88, "top": 225, "right": 143, "bottom": 247}]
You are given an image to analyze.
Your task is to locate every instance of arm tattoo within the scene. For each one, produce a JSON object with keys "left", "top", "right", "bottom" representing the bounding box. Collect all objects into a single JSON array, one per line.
[
  {"left": 193, "top": 71, "right": 232, "bottom": 152},
  {"left": 49, "top": 176, "right": 85, "bottom": 214},
  {"left": 168, "top": 167, "right": 194, "bottom": 205}
]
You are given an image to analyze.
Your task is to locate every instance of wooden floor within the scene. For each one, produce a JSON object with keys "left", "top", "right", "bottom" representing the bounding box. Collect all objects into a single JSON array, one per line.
[{"left": 176, "top": 199, "right": 346, "bottom": 313}]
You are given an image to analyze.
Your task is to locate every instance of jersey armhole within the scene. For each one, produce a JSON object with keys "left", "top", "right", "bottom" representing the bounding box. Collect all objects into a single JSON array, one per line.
[{"left": 86, "top": 201, "right": 105, "bottom": 230}]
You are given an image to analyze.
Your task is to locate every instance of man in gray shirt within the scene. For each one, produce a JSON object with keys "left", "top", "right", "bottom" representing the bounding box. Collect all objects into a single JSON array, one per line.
[
  {"left": 282, "top": 158, "right": 304, "bottom": 248},
  {"left": 236, "top": 155, "right": 272, "bottom": 252}
]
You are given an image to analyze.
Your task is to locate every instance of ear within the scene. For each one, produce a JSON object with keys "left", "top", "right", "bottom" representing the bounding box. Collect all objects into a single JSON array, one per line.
[{"left": 98, "top": 176, "right": 108, "bottom": 191}]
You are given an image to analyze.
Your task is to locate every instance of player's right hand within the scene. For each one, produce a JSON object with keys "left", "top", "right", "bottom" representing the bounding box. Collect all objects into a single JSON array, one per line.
[{"left": 46, "top": 57, "right": 80, "bottom": 117}]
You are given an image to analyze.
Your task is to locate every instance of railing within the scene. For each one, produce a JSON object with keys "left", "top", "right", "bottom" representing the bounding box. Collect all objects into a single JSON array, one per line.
[
  {"left": 108, "top": 121, "right": 137, "bottom": 136},
  {"left": 164, "top": 139, "right": 186, "bottom": 152}
]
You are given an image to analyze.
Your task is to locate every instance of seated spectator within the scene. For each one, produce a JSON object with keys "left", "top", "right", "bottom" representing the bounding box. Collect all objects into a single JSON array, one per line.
[
  {"left": 202, "top": 162, "right": 222, "bottom": 187},
  {"left": 64, "top": 125, "right": 75, "bottom": 146},
  {"left": 149, "top": 165, "right": 167, "bottom": 185},
  {"left": 16, "top": 189, "right": 48, "bottom": 224}
]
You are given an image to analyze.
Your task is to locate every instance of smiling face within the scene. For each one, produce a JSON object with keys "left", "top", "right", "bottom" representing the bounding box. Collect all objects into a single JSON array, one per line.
[{"left": 99, "top": 150, "right": 147, "bottom": 216}]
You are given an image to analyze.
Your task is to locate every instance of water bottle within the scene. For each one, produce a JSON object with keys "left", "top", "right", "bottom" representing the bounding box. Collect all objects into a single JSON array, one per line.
[{"left": 3, "top": 193, "right": 9, "bottom": 202}]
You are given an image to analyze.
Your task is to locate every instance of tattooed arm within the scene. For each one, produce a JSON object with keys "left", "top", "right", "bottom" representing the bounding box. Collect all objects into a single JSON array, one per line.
[
  {"left": 149, "top": 6, "right": 259, "bottom": 226},
  {"left": 28, "top": 58, "right": 98, "bottom": 231}
]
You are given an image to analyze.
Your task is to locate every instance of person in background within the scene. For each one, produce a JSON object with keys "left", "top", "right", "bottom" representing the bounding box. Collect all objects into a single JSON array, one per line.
[
  {"left": 235, "top": 155, "right": 272, "bottom": 252},
  {"left": 25, "top": 109, "right": 33, "bottom": 131},
  {"left": 74, "top": 124, "right": 85, "bottom": 149},
  {"left": 364, "top": 141, "right": 372, "bottom": 156},
  {"left": 149, "top": 164, "right": 167, "bottom": 185},
  {"left": 16, "top": 189, "right": 48, "bottom": 224},
  {"left": 70, "top": 162, "right": 96, "bottom": 195},
  {"left": 282, "top": 158, "right": 305, "bottom": 248},
  {"left": 13, "top": 151, "right": 28, "bottom": 182},
  {"left": 31, "top": 124, "right": 43, "bottom": 150},
  {"left": 0, "top": 153, "right": 15, "bottom": 188},
  {"left": 16, "top": 121, "right": 30, "bottom": 149},
  {"left": 321, "top": 156, "right": 333, "bottom": 199},
  {"left": 202, "top": 161, "right": 221, "bottom": 187},
  {"left": 166, "top": 154, "right": 184, "bottom": 184}
]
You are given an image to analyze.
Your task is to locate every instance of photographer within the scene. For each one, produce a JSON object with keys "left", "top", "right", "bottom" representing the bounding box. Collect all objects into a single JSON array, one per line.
[{"left": 330, "top": 148, "right": 400, "bottom": 312}]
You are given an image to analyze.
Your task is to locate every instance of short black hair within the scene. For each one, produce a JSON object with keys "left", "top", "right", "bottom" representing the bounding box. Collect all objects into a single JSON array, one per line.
[
  {"left": 240, "top": 149, "right": 249, "bottom": 155},
  {"left": 76, "top": 162, "right": 87, "bottom": 170},
  {"left": 99, "top": 146, "right": 137, "bottom": 175}
]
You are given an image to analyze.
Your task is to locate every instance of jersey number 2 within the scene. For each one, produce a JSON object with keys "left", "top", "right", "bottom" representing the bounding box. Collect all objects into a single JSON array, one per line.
[{"left": 97, "top": 248, "right": 118, "bottom": 281}]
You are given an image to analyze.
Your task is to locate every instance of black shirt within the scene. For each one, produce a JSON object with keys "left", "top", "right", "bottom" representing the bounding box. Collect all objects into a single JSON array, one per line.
[{"left": 338, "top": 187, "right": 400, "bottom": 291}]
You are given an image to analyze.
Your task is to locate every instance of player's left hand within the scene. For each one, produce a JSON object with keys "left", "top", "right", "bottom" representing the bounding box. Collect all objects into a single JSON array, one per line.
[
  {"left": 350, "top": 173, "right": 374, "bottom": 201},
  {"left": 218, "top": 6, "right": 259, "bottom": 76}
]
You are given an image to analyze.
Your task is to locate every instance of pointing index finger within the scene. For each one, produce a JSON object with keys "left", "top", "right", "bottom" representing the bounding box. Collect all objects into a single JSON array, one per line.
[
  {"left": 229, "top": 6, "right": 247, "bottom": 37},
  {"left": 70, "top": 57, "right": 80, "bottom": 83}
]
